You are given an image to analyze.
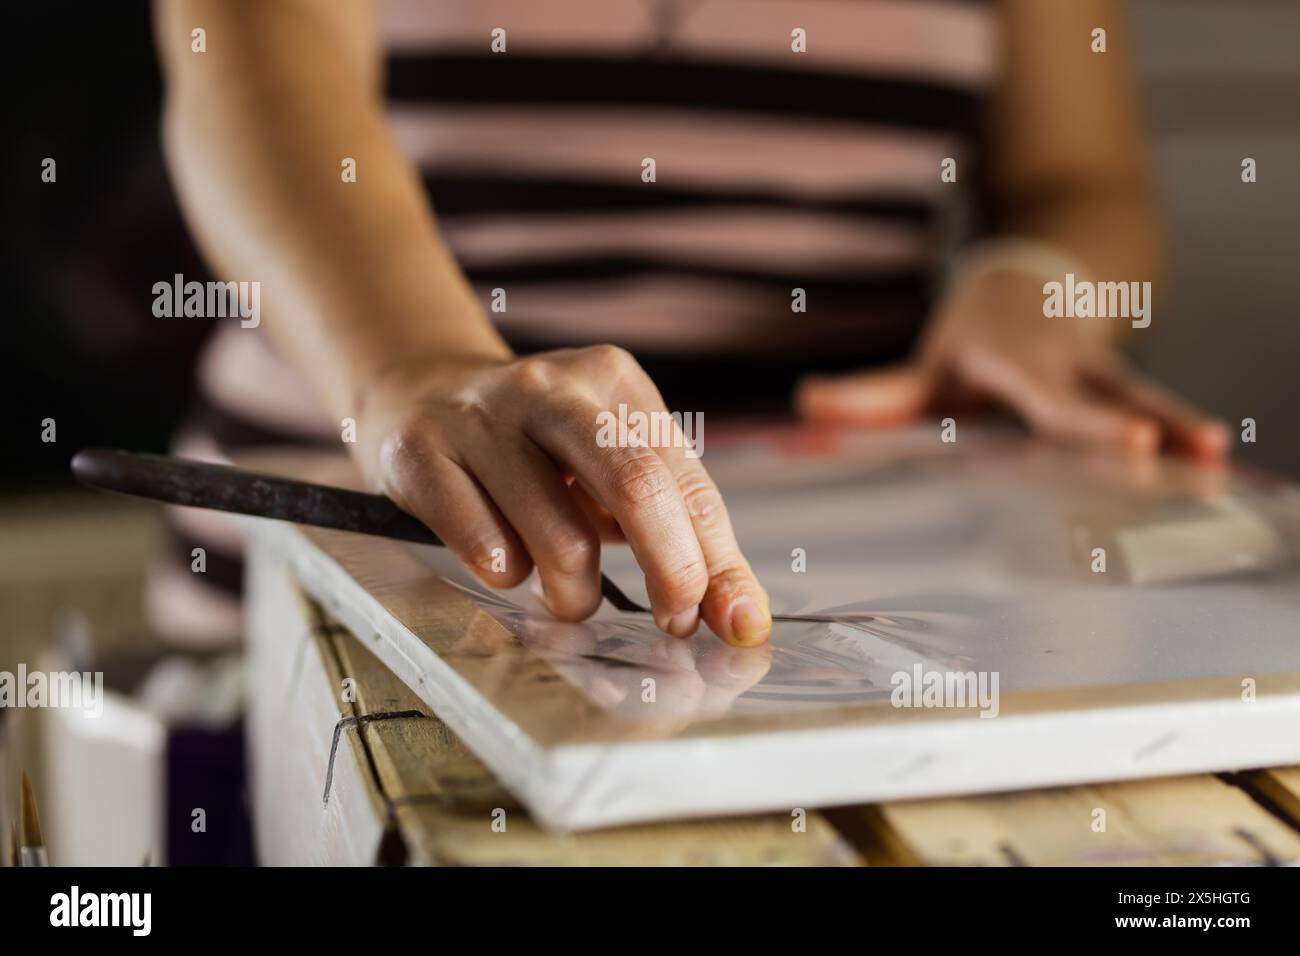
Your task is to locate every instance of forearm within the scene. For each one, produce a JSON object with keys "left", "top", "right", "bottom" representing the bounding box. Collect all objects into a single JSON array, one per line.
[
  {"left": 155, "top": 0, "right": 509, "bottom": 423},
  {"left": 998, "top": 187, "right": 1167, "bottom": 297},
  {"left": 980, "top": 0, "right": 1167, "bottom": 338}
]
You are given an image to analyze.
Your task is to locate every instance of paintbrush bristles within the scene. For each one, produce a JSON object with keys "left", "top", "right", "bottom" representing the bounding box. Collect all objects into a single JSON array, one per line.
[
  {"left": 7, "top": 822, "right": 17, "bottom": 867},
  {"left": 20, "top": 770, "right": 44, "bottom": 848}
]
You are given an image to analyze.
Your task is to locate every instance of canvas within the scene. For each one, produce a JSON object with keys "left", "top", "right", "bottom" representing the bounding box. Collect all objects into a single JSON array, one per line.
[{"left": 245, "top": 429, "right": 1300, "bottom": 830}]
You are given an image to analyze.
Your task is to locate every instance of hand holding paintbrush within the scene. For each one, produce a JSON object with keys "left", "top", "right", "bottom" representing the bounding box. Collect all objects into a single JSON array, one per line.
[{"left": 70, "top": 450, "right": 861, "bottom": 631}]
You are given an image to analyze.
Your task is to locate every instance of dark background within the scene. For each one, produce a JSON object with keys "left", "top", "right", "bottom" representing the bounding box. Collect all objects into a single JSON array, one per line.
[
  {"left": 5, "top": 0, "right": 1299, "bottom": 490},
  {"left": 3, "top": 3, "right": 210, "bottom": 490}
]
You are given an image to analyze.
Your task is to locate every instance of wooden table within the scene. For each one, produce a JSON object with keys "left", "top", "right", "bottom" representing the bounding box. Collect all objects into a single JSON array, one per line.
[{"left": 246, "top": 550, "right": 1300, "bottom": 866}]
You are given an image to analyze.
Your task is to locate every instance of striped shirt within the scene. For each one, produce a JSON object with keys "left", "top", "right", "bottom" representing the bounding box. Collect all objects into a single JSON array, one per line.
[{"left": 386, "top": 0, "right": 998, "bottom": 365}]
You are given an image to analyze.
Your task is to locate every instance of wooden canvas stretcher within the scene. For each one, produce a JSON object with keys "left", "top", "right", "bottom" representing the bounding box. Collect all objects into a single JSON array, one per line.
[{"left": 239, "top": 430, "right": 1300, "bottom": 833}]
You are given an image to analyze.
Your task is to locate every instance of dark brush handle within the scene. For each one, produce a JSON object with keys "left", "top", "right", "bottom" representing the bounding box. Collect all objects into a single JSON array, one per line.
[
  {"left": 71, "top": 449, "right": 441, "bottom": 545},
  {"left": 69, "top": 449, "right": 648, "bottom": 613}
]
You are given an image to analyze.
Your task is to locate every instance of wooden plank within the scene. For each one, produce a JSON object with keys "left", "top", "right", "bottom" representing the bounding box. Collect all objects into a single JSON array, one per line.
[
  {"left": 851, "top": 776, "right": 1300, "bottom": 866},
  {"left": 1237, "top": 767, "right": 1300, "bottom": 832},
  {"left": 393, "top": 800, "right": 857, "bottom": 867},
  {"left": 324, "top": 606, "right": 861, "bottom": 867},
  {"left": 326, "top": 626, "right": 509, "bottom": 816}
]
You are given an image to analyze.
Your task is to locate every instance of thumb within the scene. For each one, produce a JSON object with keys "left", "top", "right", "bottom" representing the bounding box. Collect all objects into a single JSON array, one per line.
[{"left": 795, "top": 362, "right": 934, "bottom": 426}]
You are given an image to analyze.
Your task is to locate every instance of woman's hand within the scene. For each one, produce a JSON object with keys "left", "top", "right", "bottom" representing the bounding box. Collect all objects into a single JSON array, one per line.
[
  {"left": 797, "top": 269, "right": 1230, "bottom": 462},
  {"left": 355, "top": 346, "right": 772, "bottom": 646}
]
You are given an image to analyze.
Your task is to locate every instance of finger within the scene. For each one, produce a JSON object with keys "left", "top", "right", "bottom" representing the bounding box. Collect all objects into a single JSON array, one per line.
[
  {"left": 460, "top": 433, "right": 604, "bottom": 622},
  {"left": 527, "top": 397, "right": 709, "bottom": 635},
  {"left": 1082, "top": 359, "right": 1231, "bottom": 462},
  {"left": 963, "top": 357, "right": 1161, "bottom": 455},
  {"left": 382, "top": 450, "right": 533, "bottom": 589},
  {"left": 1031, "top": 390, "right": 1161, "bottom": 454},
  {"left": 795, "top": 362, "right": 933, "bottom": 427},
  {"left": 566, "top": 478, "right": 626, "bottom": 543},
  {"left": 625, "top": 374, "right": 770, "bottom": 645},
  {"left": 652, "top": 429, "right": 772, "bottom": 647}
]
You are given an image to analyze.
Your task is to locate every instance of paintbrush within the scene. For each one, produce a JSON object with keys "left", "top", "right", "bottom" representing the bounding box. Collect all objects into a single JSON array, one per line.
[
  {"left": 70, "top": 449, "right": 865, "bottom": 626},
  {"left": 7, "top": 821, "right": 18, "bottom": 868},
  {"left": 70, "top": 448, "right": 650, "bottom": 612},
  {"left": 19, "top": 770, "right": 47, "bottom": 867}
]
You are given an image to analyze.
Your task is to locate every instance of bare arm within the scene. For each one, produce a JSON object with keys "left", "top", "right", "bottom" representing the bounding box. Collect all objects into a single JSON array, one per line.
[
  {"left": 987, "top": 0, "right": 1166, "bottom": 295},
  {"left": 155, "top": 0, "right": 510, "bottom": 420},
  {"left": 154, "top": 0, "right": 772, "bottom": 645}
]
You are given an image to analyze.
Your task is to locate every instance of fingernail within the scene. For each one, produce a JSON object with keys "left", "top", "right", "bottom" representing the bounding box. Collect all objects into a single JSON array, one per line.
[
  {"left": 1125, "top": 420, "right": 1160, "bottom": 456},
  {"left": 1201, "top": 420, "right": 1230, "bottom": 455},
  {"left": 666, "top": 606, "right": 700, "bottom": 639},
  {"left": 728, "top": 597, "right": 771, "bottom": 646}
]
